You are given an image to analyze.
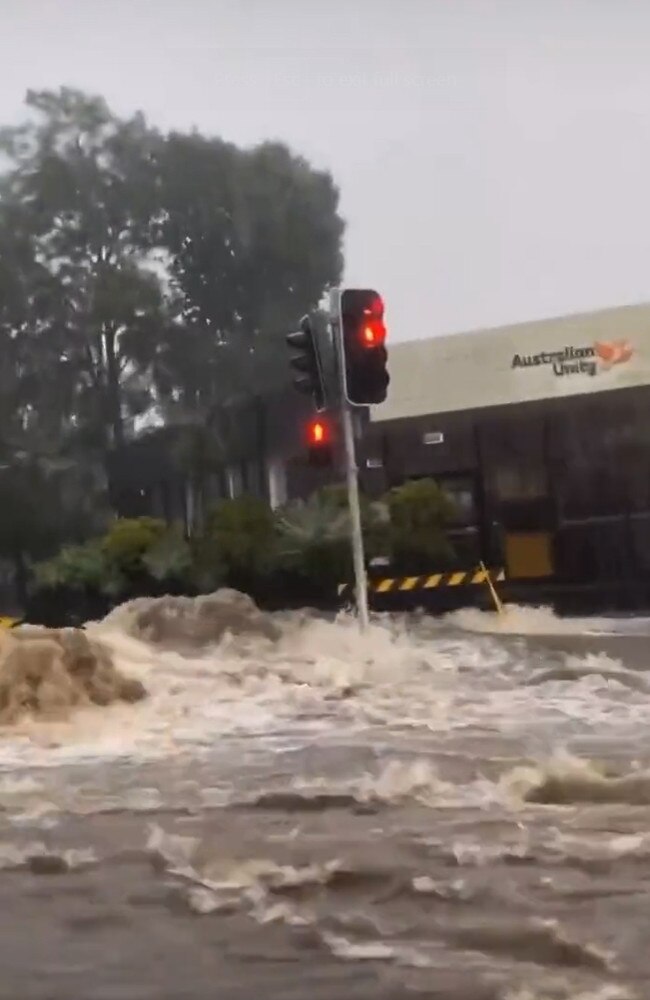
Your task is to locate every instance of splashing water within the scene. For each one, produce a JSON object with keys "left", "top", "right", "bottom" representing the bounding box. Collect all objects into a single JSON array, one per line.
[
  {"left": 445, "top": 603, "right": 650, "bottom": 636},
  {"left": 0, "top": 595, "right": 646, "bottom": 772},
  {"left": 0, "top": 594, "right": 647, "bottom": 995}
]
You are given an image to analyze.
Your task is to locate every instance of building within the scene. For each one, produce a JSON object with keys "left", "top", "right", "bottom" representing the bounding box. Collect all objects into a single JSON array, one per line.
[
  {"left": 108, "top": 301, "right": 650, "bottom": 605},
  {"left": 107, "top": 388, "right": 316, "bottom": 528},
  {"left": 361, "top": 301, "right": 650, "bottom": 601}
]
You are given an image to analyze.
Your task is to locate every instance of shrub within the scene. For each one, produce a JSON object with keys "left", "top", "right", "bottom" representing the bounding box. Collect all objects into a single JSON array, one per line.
[
  {"left": 275, "top": 485, "right": 389, "bottom": 590},
  {"left": 34, "top": 540, "right": 125, "bottom": 596},
  {"left": 187, "top": 539, "right": 226, "bottom": 593},
  {"left": 142, "top": 526, "right": 194, "bottom": 584},
  {"left": 386, "top": 478, "right": 455, "bottom": 571},
  {"left": 204, "top": 496, "right": 276, "bottom": 587},
  {"left": 101, "top": 518, "right": 167, "bottom": 576},
  {"left": 34, "top": 518, "right": 189, "bottom": 598},
  {"left": 275, "top": 491, "right": 351, "bottom": 588}
]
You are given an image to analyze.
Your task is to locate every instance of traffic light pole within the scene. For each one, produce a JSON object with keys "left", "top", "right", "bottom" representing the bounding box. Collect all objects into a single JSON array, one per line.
[
  {"left": 330, "top": 288, "right": 369, "bottom": 632},
  {"left": 340, "top": 399, "right": 370, "bottom": 631}
]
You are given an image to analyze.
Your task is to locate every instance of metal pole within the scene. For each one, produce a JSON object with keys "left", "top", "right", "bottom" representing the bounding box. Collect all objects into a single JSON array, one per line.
[
  {"left": 340, "top": 399, "right": 369, "bottom": 630},
  {"left": 329, "top": 286, "right": 369, "bottom": 632}
]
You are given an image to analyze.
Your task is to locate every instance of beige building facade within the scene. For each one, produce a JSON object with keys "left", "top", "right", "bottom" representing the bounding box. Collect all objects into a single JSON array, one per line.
[
  {"left": 372, "top": 301, "right": 650, "bottom": 423},
  {"left": 362, "top": 302, "right": 650, "bottom": 607}
]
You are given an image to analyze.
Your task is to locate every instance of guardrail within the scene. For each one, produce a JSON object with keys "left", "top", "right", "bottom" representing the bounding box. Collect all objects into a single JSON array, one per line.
[{"left": 337, "top": 566, "right": 505, "bottom": 600}]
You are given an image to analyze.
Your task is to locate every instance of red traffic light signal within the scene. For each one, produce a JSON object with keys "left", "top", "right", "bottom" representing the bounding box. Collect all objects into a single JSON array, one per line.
[
  {"left": 361, "top": 316, "right": 387, "bottom": 348},
  {"left": 309, "top": 419, "right": 328, "bottom": 445},
  {"left": 360, "top": 295, "right": 386, "bottom": 347},
  {"left": 306, "top": 416, "right": 334, "bottom": 468},
  {"left": 340, "top": 288, "right": 390, "bottom": 406}
]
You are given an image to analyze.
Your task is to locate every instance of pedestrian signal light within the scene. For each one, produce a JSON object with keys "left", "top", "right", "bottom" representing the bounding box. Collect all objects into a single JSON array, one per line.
[
  {"left": 306, "top": 416, "right": 334, "bottom": 468},
  {"left": 310, "top": 420, "right": 326, "bottom": 444}
]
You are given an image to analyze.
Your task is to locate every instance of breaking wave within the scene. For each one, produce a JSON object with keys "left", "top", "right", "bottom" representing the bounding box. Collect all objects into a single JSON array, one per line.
[
  {"left": 0, "top": 590, "right": 645, "bottom": 773},
  {"left": 503, "top": 752, "right": 650, "bottom": 807}
]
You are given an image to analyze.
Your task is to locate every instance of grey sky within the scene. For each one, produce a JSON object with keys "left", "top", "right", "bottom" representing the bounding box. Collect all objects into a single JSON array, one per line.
[{"left": 1, "top": 0, "right": 650, "bottom": 341}]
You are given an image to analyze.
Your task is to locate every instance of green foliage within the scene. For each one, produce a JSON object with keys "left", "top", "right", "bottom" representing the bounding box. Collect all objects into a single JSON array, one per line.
[
  {"left": 386, "top": 478, "right": 455, "bottom": 570},
  {"left": 0, "top": 462, "right": 63, "bottom": 560},
  {"left": 34, "top": 520, "right": 195, "bottom": 595},
  {"left": 101, "top": 517, "right": 167, "bottom": 575},
  {"left": 275, "top": 485, "right": 388, "bottom": 588},
  {"left": 0, "top": 88, "right": 169, "bottom": 454},
  {"left": 34, "top": 540, "right": 124, "bottom": 595},
  {"left": 0, "top": 457, "right": 110, "bottom": 604},
  {"left": 314, "top": 484, "right": 349, "bottom": 511},
  {"left": 30, "top": 478, "right": 458, "bottom": 602},
  {"left": 204, "top": 496, "right": 277, "bottom": 583},
  {"left": 275, "top": 491, "right": 351, "bottom": 587},
  {"left": 0, "top": 74, "right": 349, "bottom": 615},
  {"left": 0, "top": 87, "right": 344, "bottom": 611},
  {"left": 142, "top": 526, "right": 193, "bottom": 583},
  {"left": 185, "top": 546, "right": 225, "bottom": 594},
  {"left": 310, "top": 483, "right": 389, "bottom": 530},
  {"left": 155, "top": 135, "right": 344, "bottom": 414}
]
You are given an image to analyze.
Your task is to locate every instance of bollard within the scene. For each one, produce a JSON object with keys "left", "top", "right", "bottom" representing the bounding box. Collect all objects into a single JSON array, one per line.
[{"left": 479, "top": 560, "right": 505, "bottom": 615}]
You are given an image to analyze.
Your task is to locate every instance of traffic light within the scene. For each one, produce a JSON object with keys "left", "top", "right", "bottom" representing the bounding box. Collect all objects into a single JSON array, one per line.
[
  {"left": 339, "top": 288, "right": 390, "bottom": 405},
  {"left": 286, "top": 314, "right": 326, "bottom": 411},
  {"left": 306, "top": 416, "right": 334, "bottom": 468}
]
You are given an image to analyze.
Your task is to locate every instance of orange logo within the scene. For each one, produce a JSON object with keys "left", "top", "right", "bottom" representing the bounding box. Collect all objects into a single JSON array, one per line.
[{"left": 594, "top": 340, "right": 633, "bottom": 367}]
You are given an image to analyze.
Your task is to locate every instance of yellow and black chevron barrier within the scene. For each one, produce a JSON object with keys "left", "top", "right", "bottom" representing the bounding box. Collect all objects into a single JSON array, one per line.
[{"left": 337, "top": 567, "right": 505, "bottom": 600}]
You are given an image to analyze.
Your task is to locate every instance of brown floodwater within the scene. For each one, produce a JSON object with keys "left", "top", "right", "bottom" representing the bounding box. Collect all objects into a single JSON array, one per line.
[{"left": 0, "top": 604, "right": 647, "bottom": 999}]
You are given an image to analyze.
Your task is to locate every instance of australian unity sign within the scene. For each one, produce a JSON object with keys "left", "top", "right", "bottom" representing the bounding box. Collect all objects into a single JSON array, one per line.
[{"left": 511, "top": 341, "right": 633, "bottom": 378}]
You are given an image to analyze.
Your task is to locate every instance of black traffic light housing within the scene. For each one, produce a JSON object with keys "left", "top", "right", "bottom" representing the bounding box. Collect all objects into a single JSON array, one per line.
[
  {"left": 340, "top": 288, "right": 390, "bottom": 406},
  {"left": 286, "top": 314, "right": 326, "bottom": 411}
]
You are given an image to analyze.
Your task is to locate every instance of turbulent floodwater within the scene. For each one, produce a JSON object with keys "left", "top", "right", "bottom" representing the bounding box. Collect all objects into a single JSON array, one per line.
[{"left": 0, "top": 604, "right": 649, "bottom": 999}]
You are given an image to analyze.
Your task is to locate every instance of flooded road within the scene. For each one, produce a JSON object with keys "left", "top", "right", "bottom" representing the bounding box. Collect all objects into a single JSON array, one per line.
[{"left": 0, "top": 604, "right": 648, "bottom": 999}]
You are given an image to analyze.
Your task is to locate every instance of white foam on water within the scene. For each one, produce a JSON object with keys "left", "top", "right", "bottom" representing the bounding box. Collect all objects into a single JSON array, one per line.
[
  {"left": 446, "top": 603, "right": 650, "bottom": 637},
  {"left": 504, "top": 985, "right": 634, "bottom": 1000},
  {"left": 0, "top": 839, "right": 96, "bottom": 871},
  {"left": 0, "top": 598, "right": 646, "bottom": 772}
]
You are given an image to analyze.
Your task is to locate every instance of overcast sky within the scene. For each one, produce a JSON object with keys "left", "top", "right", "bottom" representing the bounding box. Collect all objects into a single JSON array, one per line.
[{"left": 1, "top": 0, "right": 650, "bottom": 341}]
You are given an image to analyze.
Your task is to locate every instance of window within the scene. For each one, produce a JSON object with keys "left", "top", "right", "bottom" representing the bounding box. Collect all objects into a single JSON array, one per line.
[
  {"left": 437, "top": 476, "right": 477, "bottom": 524},
  {"left": 493, "top": 464, "right": 547, "bottom": 501}
]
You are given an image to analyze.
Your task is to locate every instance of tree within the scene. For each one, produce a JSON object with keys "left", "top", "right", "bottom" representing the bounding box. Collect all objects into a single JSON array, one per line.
[
  {"left": 153, "top": 134, "right": 344, "bottom": 421},
  {"left": 386, "top": 479, "right": 455, "bottom": 571},
  {"left": 0, "top": 207, "right": 69, "bottom": 459},
  {"left": 0, "top": 88, "right": 347, "bottom": 611},
  {"left": 145, "top": 133, "right": 344, "bottom": 528},
  {"left": 0, "top": 89, "right": 344, "bottom": 465},
  {"left": 0, "top": 457, "right": 106, "bottom": 604},
  {"left": 0, "top": 88, "right": 169, "bottom": 459}
]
